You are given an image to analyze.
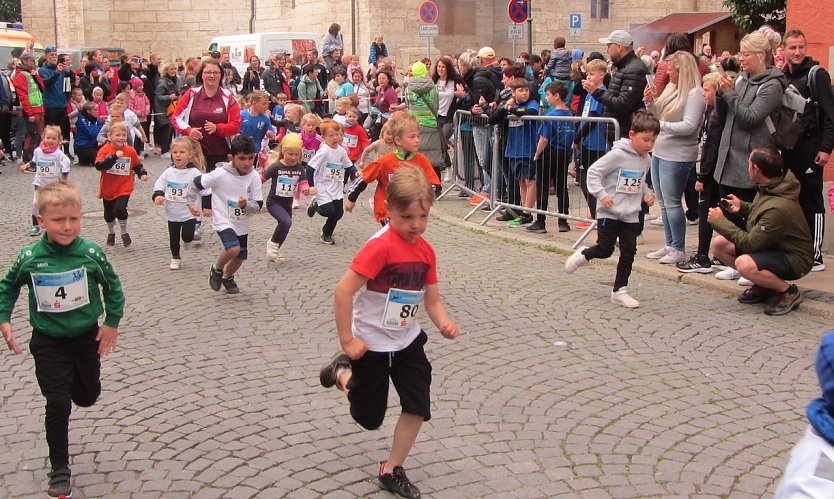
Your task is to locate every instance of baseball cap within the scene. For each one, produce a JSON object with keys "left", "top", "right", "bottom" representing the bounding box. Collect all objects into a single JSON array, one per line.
[
  {"left": 599, "top": 30, "right": 633, "bottom": 47},
  {"left": 44, "top": 46, "right": 57, "bottom": 54},
  {"left": 477, "top": 46, "right": 496, "bottom": 59}
]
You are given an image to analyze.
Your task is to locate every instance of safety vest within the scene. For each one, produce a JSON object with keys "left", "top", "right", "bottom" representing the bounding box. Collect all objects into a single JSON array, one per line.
[{"left": 23, "top": 71, "right": 42, "bottom": 108}]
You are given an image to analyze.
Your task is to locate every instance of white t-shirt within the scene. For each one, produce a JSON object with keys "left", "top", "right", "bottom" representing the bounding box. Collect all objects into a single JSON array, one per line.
[
  {"left": 153, "top": 166, "right": 204, "bottom": 222},
  {"left": 197, "top": 164, "right": 263, "bottom": 235},
  {"left": 31, "top": 148, "right": 71, "bottom": 187},
  {"left": 436, "top": 78, "right": 455, "bottom": 117},
  {"left": 308, "top": 143, "right": 353, "bottom": 204}
]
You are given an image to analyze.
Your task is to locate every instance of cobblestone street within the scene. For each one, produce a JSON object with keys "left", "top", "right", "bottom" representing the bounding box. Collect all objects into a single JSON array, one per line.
[{"left": 0, "top": 156, "right": 828, "bottom": 498}]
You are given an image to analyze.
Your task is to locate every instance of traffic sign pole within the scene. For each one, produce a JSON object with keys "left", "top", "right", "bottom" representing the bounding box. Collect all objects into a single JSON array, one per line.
[{"left": 527, "top": 0, "right": 532, "bottom": 57}]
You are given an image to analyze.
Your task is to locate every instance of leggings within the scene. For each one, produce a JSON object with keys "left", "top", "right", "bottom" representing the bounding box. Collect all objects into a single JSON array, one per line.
[
  {"left": 267, "top": 198, "right": 293, "bottom": 245},
  {"left": 315, "top": 199, "right": 344, "bottom": 237},
  {"left": 102, "top": 195, "right": 130, "bottom": 222},
  {"left": 168, "top": 219, "right": 197, "bottom": 258}
]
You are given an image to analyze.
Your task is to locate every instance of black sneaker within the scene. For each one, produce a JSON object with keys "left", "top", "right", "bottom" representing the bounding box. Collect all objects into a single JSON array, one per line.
[
  {"left": 47, "top": 466, "right": 72, "bottom": 498},
  {"left": 320, "top": 231, "right": 335, "bottom": 245},
  {"left": 121, "top": 233, "right": 132, "bottom": 247},
  {"left": 209, "top": 264, "right": 223, "bottom": 291},
  {"left": 319, "top": 351, "right": 351, "bottom": 388},
  {"left": 764, "top": 285, "right": 803, "bottom": 316},
  {"left": 378, "top": 463, "right": 421, "bottom": 499},
  {"left": 558, "top": 220, "right": 571, "bottom": 232},
  {"left": 495, "top": 209, "right": 515, "bottom": 222},
  {"left": 526, "top": 221, "right": 547, "bottom": 234},
  {"left": 106, "top": 233, "right": 115, "bottom": 246},
  {"left": 222, "top": 275, "right": 240, "bottom": 294},
  {"left": 738, "top": 284, "right": 776, "bottom": 304},
  {"left": 307, "top": 198, "right": 318, "bottom": 218},
  {"left": 24, "top": 164, "right": 36, "bottom": 173},
  {"left": 710, "top": 257, "right": 726, "bottom": 270},
  {"left": 676, "top": 254, "right": 713, "bottom": 274}
]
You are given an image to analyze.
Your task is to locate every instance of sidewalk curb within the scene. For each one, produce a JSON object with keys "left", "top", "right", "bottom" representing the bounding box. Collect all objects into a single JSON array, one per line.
[{"left": 432, "top": 206, "right": 834, "bottom": 319}]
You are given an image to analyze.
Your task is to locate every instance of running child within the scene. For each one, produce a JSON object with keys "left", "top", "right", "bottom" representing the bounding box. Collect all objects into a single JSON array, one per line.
[
  {"left": 22, "top": 125, "right": 71, "bottom": 237},
  {"left": 318, "top": 165, "right": 458, "bottom": 499},
  {"left": 186, "top": 135, "right": 263, "bottom": 294},
  {"left": 332, "top": 95, "right": 353, "bottom": 126},
  {"left": 272, "top": 92, "right": 288, "bottom": 121},
  {"left": 152, "top": 136, "right": 207, "bottom": 270},
  {"left": 0, "top": 181, "right": 125, "bottom": 499},
  {"left": 262, "top": 133, "right": 304, "bottom": 263},
  {"left": 297, "top": 112, "right": 322, "bottom": 209},
  {"left": 346, "top": 111, "right": 440, "bottom": 225},
  {"left": 273, "top": 103, "right": 304, "bottom": 143},
  {"left": 239, "top": 90, "right": 276, "bottom": 168},
  {"left": 342, "top": 106, "right": 370, "bottom": 176},
  {"left": 306, "top": 119, "right": 353, "bottom": 244},
  {"left": 94, "top": 121, "right": 148, "bottom": 247},
  {"left": 359, "top": 121, "right": 395, "bottom": 169},
  {"left": 564, "top": 109, "right": 659, "bottom": 308}
]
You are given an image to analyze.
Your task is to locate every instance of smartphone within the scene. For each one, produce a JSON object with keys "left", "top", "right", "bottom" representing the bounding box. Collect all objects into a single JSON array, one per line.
[
  {"left": 646, "top": 75, "right": 656, "bottom": 94},
  {"left": 719, "top": 198, "right": 731, "bottom": 211},
  {"left": 715, "top": 63, "right": 725, "bottom": 76}
]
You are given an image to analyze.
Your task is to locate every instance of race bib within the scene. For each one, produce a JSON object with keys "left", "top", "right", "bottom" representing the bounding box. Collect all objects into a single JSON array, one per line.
[
  {"left": 31, "top": 268, "right": 89, "bottom": 313},
  {"left": 381, "top": 288, "right": 424, "bottom": 330},
  {"left": 107, "top": 157, "right": 131, "bottom": 176},
  {"left": 508, "top": 118, "right": 523, "bottom": 128},
  {"left": 343, "top": 133, "right": 358, "bottom": 148},
  {"left": 325, "top": 162, "right": 344, "bottom": 181},
  {"left": 276, "top": 175, "right": 298, "bottom": 197},
  {"left": 35, "top": 160, "right": 59, "bottom": 178},
  {"left": 582, "top": 99, "right": 591, "bottom": 118},
  {"left": 616, "top": 169, "right": 643, "bottom": 194},
  {"left": 227, "top": 199, "right": 245, "bottom": 220},
  {"left": 165, "top": 181, "right": 188, "bottom": 202},
  {"left": 302, "top": 149, "right": 315, "bottom": 163}
]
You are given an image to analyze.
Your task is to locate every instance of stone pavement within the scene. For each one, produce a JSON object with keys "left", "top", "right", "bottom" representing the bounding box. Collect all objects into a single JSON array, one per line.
[{"left": 0, "top": 156, "right": 829, "bottom": 498}]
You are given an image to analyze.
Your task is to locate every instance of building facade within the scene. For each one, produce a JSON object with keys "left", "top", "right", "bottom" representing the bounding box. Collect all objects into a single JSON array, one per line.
[{"left": 23, "top": 0, "right": 726, "bottom": 65}]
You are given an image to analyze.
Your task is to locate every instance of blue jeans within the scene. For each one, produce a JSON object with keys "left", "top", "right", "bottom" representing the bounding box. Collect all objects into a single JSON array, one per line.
[
  {"left": 472, "top": 126, "right": 492, "bottom": 194},
  {"left": 651, "top": 156, "right": 694, "bottom": 251}
]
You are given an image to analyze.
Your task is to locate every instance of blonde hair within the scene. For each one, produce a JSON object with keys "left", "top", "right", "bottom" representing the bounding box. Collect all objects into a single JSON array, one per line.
[
  {"left": 37, "top": 181, "right": 81, "bottom": 213},
  {"left": 387, "top": 164, "right": 435, "bottom": 212},
  {"left": 386, "top": 111, "right": 420, "bottom": 139},
  {"left": 653, "top": 51, "right": 702, "bottom": 121},
  {"left": 585, "top": 59, "right": 608, "bottom": 74},
  {"left": 43, "top": 125, "right": 62, "bottom": 141},
  {"left": 161, "top": 61, "right": 177, "bottom": 74},
  {"left": 284, "top": 103, "right": 304, "bottom": 122},
  {"left": 741, "top": 30, "right": 779, "bottom": 68},
  {"left": 171, "top": 136, "right": 206, "bottom": 172},
  {"left": 92, "top": 87, "right": 104, "bottom": 98},
  {"left": 702, "top": 72, "right": 720, "bottom": 90},
  {"left": 248, "top": 90, "right": 268, "bottom": 104},
  {"left": 108, "top": 121, "right": 129, "bottom": 134},
  {"left": 336, "top": 96, "right": 352, "bottom": 108},
  {"left": 301, "top": 112, "right": 321, "bottom": 127}
]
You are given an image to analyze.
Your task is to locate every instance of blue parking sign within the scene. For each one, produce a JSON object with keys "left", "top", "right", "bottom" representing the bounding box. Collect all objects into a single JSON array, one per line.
[{"left": 569, "top": 13, "right": 581, "bottom": 29}]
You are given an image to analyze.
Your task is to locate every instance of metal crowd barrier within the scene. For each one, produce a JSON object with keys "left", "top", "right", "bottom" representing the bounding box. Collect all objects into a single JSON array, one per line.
[{"left": 441, "top": 110, "right": 620, "bottom": 249}]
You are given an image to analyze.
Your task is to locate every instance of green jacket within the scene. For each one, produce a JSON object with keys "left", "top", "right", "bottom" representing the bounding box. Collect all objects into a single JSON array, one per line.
[
  {"left": 0, "top": 235, "right": 124, "bottom": 336},
  {"left": 711, "top": 171, "right": 813, "bottom": 277},
  {"left": 405, "top": 75, "right": 438, "bottom": 128},
  {"left": 297, "top": 75, "right": 323, "bottom": 113}
]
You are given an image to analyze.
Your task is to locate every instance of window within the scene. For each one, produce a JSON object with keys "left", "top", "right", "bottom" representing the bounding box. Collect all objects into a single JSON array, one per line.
[{"left": 591, "top": 0, "right": 609, "bottom": 19}]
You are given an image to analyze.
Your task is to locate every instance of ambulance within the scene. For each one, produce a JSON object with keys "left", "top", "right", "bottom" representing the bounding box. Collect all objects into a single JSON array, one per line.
[
  {"left": 208, "top": 32, "right": 318, "bottom": 75},
  {"left": 0, "top": 22, "right": 43, "bottom": 67}
]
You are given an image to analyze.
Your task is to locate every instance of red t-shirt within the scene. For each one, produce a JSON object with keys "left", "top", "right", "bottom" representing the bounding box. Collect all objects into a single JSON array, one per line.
[
  {"left": 362, "top": 152, "right": 440, "bottom": 222},
  {"left": 189, "top": 88, "right": 230, "bottom": 156},
  {"left": 96, "top": 142, "right": 141, "bottom": 200},
  {"left": 349, "top": 225, "right": 438, "bottom": 352}
]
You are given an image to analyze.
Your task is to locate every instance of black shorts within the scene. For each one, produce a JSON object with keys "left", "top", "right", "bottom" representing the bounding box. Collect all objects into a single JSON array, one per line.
[
  {"left": 747, "top": 251, "right": 801, "bottom": 280},
  {"left": 347, "top": 331, "right": 432, "bottom": 430},
  {"left": 217, "top": 228, "right": 249, "bottom": 260}
]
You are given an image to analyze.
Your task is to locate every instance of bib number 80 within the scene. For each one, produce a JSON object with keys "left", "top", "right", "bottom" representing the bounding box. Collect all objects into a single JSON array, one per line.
[{"left": 399, "top": 304, "right": 419, "bottom": 319}]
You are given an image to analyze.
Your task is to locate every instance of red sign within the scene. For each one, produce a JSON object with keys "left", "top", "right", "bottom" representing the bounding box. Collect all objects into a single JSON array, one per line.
[
  {"left": 508, "top": 0, "right": 528, "bottom": 23},
  {"left": 419, "top": 1, "right": 439, "bottom": 24}
]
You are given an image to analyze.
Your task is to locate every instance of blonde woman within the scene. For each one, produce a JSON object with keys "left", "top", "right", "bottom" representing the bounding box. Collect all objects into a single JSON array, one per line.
[
  {"left": 713, "top": 30, "right": 786, "bottom": 243},
  {"left": 644, "top": 51, "right": 706, "bottom": 264}
]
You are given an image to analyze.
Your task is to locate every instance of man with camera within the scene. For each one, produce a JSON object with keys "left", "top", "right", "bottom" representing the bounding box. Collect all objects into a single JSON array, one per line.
[
  {"left": 708, "top": 146, "right": 813, "bottom": 316},
  {"left": 38, "top": 47, "right": 72, "bottom": 135}
]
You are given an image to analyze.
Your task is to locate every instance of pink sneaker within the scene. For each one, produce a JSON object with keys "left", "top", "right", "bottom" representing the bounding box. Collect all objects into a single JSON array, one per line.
[{"left": 292, "top": 199, "right": 300, "bottom": 210}]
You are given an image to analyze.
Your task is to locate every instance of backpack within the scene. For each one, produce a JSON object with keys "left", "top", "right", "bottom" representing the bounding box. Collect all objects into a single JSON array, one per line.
[{"left": 753, "top": 66, "right": 820, "bottom": 151}]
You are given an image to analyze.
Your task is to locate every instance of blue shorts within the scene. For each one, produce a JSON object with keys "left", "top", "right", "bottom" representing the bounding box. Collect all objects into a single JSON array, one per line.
[
  {"left": 217, "top": 228, "right": 249, "bottom": 260},
  {"left": 510, "top": 157, "right": 535, "bottom": 180}
]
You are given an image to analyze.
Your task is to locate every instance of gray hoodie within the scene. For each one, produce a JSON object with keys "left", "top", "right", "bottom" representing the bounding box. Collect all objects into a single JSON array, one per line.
[{"left": 587, "top": 138, "right": 652, "bottom": 223}]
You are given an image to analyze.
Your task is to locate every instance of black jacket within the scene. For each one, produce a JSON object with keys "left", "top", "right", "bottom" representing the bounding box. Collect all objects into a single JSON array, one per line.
[
  {"left": 470, "top": 64, "right": 502, "bottom": 106},
  {"left": 698, "top": 98, "right": 728, "bottom": 182},
  {"left": 784, "top": 56, "right": 834, "bottom": 153},
  {"left": 591, "top": 51, "right": 649, "bottom": 139}
]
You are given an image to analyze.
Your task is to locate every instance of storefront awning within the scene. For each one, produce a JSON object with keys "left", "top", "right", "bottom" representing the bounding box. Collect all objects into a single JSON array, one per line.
[{"left": 632, "top": 12, "right": 732, "bottom": 34}]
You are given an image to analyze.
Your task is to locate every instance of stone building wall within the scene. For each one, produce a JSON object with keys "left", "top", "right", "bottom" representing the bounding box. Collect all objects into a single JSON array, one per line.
[{"left": 23, "top": 0, "right": 726, "bottom": 66}]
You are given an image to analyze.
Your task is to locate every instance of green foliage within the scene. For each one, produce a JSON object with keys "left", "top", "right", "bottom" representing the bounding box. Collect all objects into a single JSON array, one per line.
[{"left": 723, "top": 0, "right": 786, "bottom": 33}]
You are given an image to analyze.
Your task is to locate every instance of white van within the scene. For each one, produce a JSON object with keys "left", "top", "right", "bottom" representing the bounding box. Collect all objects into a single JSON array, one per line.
[
  {"left": 0, "top": 23, "right": 43, "bottom": 68},
  {"left": 208, "top": 32, "right": 318, "bottom": 75}
]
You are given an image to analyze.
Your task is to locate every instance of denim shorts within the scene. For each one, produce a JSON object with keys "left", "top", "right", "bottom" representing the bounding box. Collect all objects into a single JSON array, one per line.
[
  {"left": 510, "top": 157, "right": 535, "bottom": 180},
  {"left": 217, "top": 228, "right": 249, "bottom": 260}
]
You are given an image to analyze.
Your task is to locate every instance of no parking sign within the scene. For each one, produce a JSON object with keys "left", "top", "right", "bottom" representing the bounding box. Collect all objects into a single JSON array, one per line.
[{"left": 508, "top": 0, "right": 528, "bottom": 23}]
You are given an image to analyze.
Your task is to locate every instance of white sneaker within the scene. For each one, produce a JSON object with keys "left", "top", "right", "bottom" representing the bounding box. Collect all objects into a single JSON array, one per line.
[
  {"left": 738, "top": 276, "right": 754, "bottom": 286},
  {"left": 647, "top": 246, "right": 673, "bottom": 259},
  {"left": 812, "top": 263, "right": 826, "bottom": 272},
  {"left": 169, "top": 258, "right": 181, "bottom": 270},
  {"left": 650, "top": 216, "right": 664, "bottom": 226},
  {"left": 611, "top": 288, "right": 640, "bottom": 308},
  {"left": 565, "top": 247, "right": 588, "bottom": 273},
  {"left": 715, "top": 267, "right": 740, "bottom": 280},
  {"left": 658, "top": 249, "right": 687, "bottom": 265},
  {"left": 645, "top": 214, "right": 658, "bottom": 221},
  {"left": 266, "top": 239, "right": 280, "bottom": 259}
]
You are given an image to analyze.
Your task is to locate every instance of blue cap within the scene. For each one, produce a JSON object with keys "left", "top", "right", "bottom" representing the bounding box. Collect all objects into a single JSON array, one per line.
[
  {"left": 44, "top": 46, "right": 57, "bottom": 54},
  {"left": 816, "top": 332, "right": 834, "bottom": 408}
]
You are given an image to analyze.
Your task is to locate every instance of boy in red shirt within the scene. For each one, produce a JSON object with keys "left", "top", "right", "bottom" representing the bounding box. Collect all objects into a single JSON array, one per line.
[
  {"left": 319, "top": 165, "right": 458, "bottom": 499},
  {"left": 342, "top": 106, "right": 370, "bottom": 175},
  {"left": 94, "top": 122, "right": 148, "bottom": 246},
  {"left": 345, "top": 112, "right": 440, "bottom": 225}
]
